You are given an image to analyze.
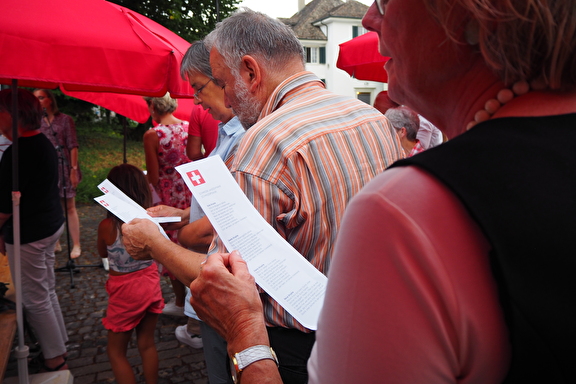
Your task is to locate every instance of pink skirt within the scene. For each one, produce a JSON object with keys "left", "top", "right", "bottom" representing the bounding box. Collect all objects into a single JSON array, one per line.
[{"left": 103, "top": 263, "right": 164, "bottom": 333}]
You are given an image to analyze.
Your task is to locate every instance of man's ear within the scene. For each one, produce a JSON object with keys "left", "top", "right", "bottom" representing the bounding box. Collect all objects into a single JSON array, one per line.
[
  {"left": 398, "top": 127, "right": 407, "bottom": 138},
  {"left": 239, "top": 55, "right": 261, "bottom": 92}
]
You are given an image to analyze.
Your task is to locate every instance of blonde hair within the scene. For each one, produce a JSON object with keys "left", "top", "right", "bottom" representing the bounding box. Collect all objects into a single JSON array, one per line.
[
  {"left": 426, "top": 0, "right": 576, "bottom": 90},
  {"left": 143, "top": 93, "right": 178, "bottom": 115}
]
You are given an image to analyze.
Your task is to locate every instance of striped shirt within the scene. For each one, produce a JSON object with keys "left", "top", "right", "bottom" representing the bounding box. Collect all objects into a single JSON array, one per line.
[{"left": 218, "top": 72, "right": 404, "bottom": 331}]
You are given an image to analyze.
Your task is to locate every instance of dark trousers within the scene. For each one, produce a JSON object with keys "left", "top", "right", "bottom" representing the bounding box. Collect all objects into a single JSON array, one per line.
[
  {"left": 267, "top": 327, "right": 316, "bottom": 384},
  {"left": 200, "top": 321, "right": 234, "bottom": 384}
]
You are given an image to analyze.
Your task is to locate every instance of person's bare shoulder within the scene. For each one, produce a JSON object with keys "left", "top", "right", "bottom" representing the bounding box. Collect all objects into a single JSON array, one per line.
[{"left": 98, "top": 217, "right": 118, "bottom": 246}]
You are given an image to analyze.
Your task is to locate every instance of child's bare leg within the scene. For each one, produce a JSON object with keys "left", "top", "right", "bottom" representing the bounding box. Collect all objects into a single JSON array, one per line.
[
  {"left": 107, "top": 329, "right": 136, "bottom": 384},
  {"left": 170, "top": 278, "right": 186, "bottom": 307},
  {"left": 136, "top": 312, "right": 159, "bottom": 384}
]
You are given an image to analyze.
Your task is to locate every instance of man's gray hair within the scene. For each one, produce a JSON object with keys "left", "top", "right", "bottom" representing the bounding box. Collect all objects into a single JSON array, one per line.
[
  {"left": 180, "top": 40, "right": 212, "bottom": 81},
  {"left": 204, "top": 8, "right": 305, "bottom": 76},
  {"left": 384, "top": 106, "right": 420, "bottom": 142}
]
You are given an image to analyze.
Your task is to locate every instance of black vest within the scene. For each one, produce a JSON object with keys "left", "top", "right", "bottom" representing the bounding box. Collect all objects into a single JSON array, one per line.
[{"left": 391, "top": 115, "right": 576, "bottom": 383}]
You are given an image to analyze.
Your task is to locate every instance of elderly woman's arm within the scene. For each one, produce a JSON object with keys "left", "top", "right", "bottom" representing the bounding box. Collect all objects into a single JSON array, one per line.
[{"left": 69, "top": 147, "right": 80, "bottom": 188}]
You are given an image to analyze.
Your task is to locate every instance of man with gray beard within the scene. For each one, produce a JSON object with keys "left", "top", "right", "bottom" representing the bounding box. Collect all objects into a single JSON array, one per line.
[{"left": 202, "top": 10, "right": 402, "bottom": 383}]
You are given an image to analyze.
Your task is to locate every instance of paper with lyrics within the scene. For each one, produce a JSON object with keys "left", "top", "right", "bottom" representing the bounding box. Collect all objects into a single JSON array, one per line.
[{"left": 176, "top": 156, "right": 327, "bottom": 330}]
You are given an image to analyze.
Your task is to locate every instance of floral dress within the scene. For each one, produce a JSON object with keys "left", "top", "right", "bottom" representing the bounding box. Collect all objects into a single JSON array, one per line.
[{"left": 152, "top": 121, "right": 192, "bottom": 245}]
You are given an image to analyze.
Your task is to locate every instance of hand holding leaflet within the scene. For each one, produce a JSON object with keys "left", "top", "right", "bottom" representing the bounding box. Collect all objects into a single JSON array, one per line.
[{"left": 176, "top": 156, "right": 327, "bottom": 330}]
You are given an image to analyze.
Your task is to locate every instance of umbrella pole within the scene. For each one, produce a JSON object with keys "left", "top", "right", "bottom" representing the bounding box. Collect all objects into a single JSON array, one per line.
[
  {"left": 123, "top": 118, "right": 127, "bottom": 164},
  {"left": 12, "top": 193, "right": 29, "bottom": 384},
  {"left": 10, "top": 81, "right": 30, "bottom": 384}
]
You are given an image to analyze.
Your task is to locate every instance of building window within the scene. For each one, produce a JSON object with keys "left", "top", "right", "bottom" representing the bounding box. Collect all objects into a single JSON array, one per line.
[
  {"left": 357, "top": 92, "right": 371, "bottom": 104},
  {"left": 305, "top": 47, "right": 326, "bottom": 64},
  {"left": 306, "top": 47, "right": 317, "bottom": 63},
  {"left": 352, "top": 25, "right": 368, "bottom": 38}
]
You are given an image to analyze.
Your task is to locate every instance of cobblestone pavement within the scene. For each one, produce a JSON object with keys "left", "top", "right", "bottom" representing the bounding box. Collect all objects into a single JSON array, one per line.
[{"left": 4, "top": 203, "right": 209, "bottom": 383}]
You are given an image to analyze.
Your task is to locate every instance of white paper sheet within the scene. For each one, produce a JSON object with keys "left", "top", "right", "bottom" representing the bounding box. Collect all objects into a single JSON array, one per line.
[
  {"left": 94, "top": 180, "right": 173, "bottom": 239},
  {"left": 176, "top": 156, "right": 327, "bottom": 330}
]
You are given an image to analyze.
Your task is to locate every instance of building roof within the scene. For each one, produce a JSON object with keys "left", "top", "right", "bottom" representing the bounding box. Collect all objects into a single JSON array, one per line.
[{"left": 282, "top": 0, "right": 369, "bottom": 41}]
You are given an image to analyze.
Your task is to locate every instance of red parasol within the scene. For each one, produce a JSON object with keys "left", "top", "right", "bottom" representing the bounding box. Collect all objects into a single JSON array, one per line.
[
  {"left": 0, "top": 0, "right": 193, "bottom": 97},
  {"left": 336, "top": 32, "right": 390, "bottom": 83},
  {"left": 61, "top": 90, "right": 196, "bottom": 124}
]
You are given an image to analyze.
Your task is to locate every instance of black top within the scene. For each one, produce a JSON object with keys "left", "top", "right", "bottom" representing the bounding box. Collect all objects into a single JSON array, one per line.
[
  {"left": 0, "top": 133, "right": 64, "bottom": 244},
  {"left": 392, "top": 114, "right": 576, "bottom": 383}
]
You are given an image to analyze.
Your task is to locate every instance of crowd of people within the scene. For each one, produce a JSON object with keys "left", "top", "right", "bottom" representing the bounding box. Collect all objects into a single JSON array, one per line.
[{"left": 1, "top": 0, "right": 575, "bottom": 382}]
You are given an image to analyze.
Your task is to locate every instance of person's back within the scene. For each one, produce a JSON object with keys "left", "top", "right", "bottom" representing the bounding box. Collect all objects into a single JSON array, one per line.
[
  {"left": 395, "top": 116, "right": 576, "bottom": 382},
  {"left": 228, "top": 70, "right": 403, "bottom": 381},
  {"left": 234, "top": 72, "right": 402, "bottom": 284},
  {"left": 187, "top": 104, "right": 219, "bottom": 160}
]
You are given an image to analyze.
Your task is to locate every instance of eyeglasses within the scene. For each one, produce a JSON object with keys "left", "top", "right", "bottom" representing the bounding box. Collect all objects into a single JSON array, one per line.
[
  {"left": 374, "top": 0, "right": 385, "bottom": 15},
  {"left": 193, "top": 78, "right": 213, "bottom": 100}
]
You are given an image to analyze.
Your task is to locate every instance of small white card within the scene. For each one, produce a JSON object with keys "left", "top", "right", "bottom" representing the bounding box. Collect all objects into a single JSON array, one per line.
[
  {"left": 176, "top": 156, "right": 327, "bottom": 330},
  {"left": 94, "top": 179, "right": 178, "bottom": 238}
]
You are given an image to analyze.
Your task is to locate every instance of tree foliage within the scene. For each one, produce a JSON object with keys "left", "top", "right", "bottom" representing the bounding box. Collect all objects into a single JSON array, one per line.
[{"left": 110, "top": 0, "right": 240, "bottom": 42}]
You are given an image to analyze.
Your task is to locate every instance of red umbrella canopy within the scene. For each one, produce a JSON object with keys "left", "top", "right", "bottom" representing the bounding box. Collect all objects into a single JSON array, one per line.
[
  {"left": 0, "top": 0, "right": 193, "bottom": 97},
  {"left": 61, "top": 90, "right": 196, "bottom": 124},
  {"left": 337, "top": 32, "right": 390, "bottom": 83}
]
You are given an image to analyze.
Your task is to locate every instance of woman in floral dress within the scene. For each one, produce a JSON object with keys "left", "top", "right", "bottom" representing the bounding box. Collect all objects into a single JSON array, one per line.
[{"left": 143, "top": 93, "right": 192, "bottom": 316}]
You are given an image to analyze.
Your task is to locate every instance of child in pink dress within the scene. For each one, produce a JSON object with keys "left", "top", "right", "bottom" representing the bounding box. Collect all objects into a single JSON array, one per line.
[{"left": 97, "top": 164, "right": 164, "bottom": 384}]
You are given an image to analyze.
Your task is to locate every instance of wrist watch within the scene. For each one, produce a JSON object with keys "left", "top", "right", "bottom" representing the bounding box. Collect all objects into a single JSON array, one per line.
[{"left": 230, "top": 345, "right": 278, "bottom": 383}]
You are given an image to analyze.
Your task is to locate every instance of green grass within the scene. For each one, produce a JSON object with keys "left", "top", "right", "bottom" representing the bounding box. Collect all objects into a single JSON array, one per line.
[{"left": 76, "top": 122, "right": 146, "bottom": 203}]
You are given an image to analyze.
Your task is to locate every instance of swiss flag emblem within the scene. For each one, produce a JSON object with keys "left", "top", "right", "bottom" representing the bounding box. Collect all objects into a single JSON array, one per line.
[{"left": 187, "top": 170, "right": 206, "bottom": 186}]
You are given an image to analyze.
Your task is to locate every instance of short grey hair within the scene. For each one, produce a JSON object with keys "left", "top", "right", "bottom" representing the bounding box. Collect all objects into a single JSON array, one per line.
[
  {"left": 384, "top": 106, "right": 420, "bottom": 142},
  {"left": 204, "top": 8, "right": 305, "bottom": 76},
  {"left": 180, "top": 40, "right": 212, "bottom": 81}
]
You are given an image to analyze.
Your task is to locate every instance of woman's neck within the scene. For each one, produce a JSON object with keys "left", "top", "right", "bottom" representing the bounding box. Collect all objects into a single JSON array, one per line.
[
  {"left": 157, "top": 114, "right": 181, "bottom": 126},
  {"left": 43, "top": 110, "right": 55, "bottom": 124}
]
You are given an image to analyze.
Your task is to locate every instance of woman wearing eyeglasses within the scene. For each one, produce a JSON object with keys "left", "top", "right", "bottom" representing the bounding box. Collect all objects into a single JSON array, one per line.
[{"left": 143, "top": 93, "right": 192, "bottom": 316}]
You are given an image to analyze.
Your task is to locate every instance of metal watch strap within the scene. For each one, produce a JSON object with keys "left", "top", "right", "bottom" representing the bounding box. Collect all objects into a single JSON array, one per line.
[{"left": 234, "top": 345, "right": 278, "bottom": 371}]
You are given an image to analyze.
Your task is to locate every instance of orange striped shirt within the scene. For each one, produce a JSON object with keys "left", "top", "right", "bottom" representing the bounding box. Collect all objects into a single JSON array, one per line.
[{"left": 217, "top": 72, "right": 404, "bottom": 331}]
